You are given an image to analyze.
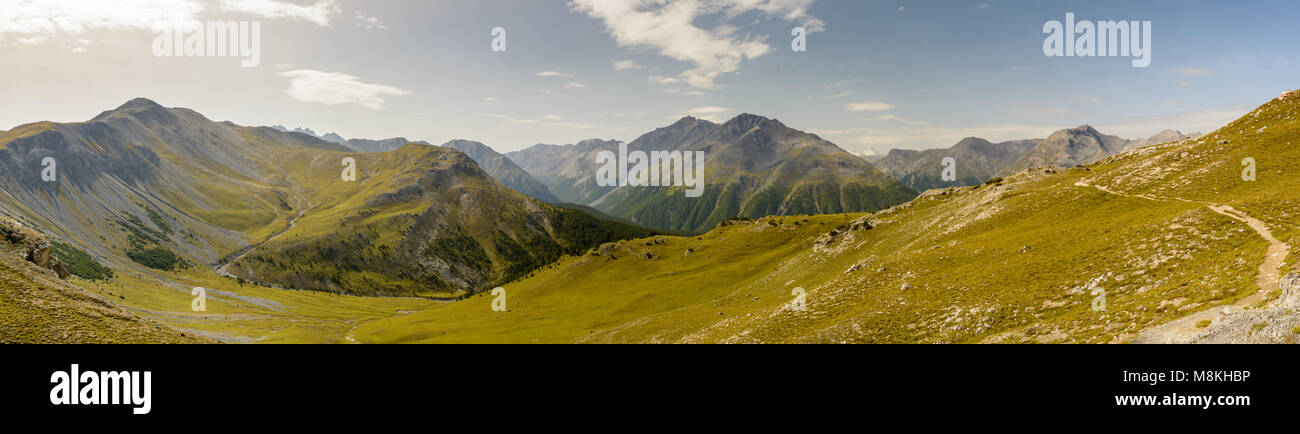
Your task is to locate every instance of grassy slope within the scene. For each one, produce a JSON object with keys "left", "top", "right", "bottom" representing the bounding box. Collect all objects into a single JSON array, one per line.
[
  {"left": 71, "top": 267, "right": 438, "bottom": 343},
  {"left": 228, "top": 145, "right": 656, "bottom": 297},
  {"left": 0, "top": 243, "right": 207, "bottom": 344},
  {"left": 354, "top": 93, "right": 1299, "bottom": 344},
  {"left": 354, "top": 215, "right": 863, "bottom": 343}
]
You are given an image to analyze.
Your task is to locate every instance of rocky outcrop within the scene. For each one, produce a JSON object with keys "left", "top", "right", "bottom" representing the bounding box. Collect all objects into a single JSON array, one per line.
[
  {"left": 28, "top": 241, "right": 51, "bottom": 267},
  {"left": 1281, "top": 273, "right": 1300, "bottom": 309},
  {"left": 1193, "top": 272, "right": 1300, "bottom": 343},
  {"left": 1, "top": 217, "right": 68, "bottom": 280}
]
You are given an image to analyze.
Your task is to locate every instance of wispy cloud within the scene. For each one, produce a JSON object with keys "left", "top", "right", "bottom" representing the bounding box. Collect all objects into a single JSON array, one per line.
[
  {"left": 220, "top": 0, "right": 340, "bottom": 26},
  {"left": 536, "top": 71, "right": 575, "bottom": 78},
  {"left": 845, "top": 101, "right": 894, "bottom": 112},
  {"left": 613, "top": 60, "right": 647, "bottom": 71},
  {"left": 815, "top": 91, "right": 853, "bottom": 100},
  {"left": 826, "top": 78, "right": 863, "bottom": 89},
  {"left": 571, "top": 0, "right": 825, "bottom": 90},
  {"left": 865, "top": 114, "right": 904, "bottom": 121},
  {"left": 280, "top": 69, "right": 409, "bottom": 110},
  {"left": 353, "top": 11, "right": 386, "bottom": 30}
]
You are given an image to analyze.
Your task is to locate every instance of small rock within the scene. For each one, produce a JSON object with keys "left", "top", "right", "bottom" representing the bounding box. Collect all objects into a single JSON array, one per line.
[{"left": 901, "top": 283, "right": 913, "bottom": 291}]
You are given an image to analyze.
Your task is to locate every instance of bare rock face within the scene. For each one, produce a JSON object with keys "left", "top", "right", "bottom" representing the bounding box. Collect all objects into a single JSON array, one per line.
[
  {"left": 1281, "top": 273, "right": 1300, "bottom": 309},
  {"left": 1281, "top": 90, "right": 1299, "bottom": 100},
  {"left": 28, "top": 241, "right": 52, "bottom": 268}
]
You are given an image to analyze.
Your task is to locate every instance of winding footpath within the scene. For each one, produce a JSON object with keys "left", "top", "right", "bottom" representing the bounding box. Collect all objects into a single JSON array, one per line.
[
  {"left": 1073, "top": 181, "right": 1291, "bottom": 343},
  {"left": 215, "top": 196, "right": 312, "bottom": 285}
]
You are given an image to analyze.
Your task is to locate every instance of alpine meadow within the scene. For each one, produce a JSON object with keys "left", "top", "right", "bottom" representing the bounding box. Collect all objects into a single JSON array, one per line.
[{"left": 3, "top": 0, "right": 1299, "bottom": 347}]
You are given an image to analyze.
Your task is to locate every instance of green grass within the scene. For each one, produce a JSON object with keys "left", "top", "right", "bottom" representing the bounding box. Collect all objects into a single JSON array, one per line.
[{"left": 51, "top": 242, "right": 114, "bottom": 280}]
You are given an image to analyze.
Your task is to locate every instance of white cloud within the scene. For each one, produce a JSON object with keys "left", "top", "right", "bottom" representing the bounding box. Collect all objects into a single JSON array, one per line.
[
  {"left": 613, "top": 60, "right": 642, "bottom": 71},
  {"left": 865, "top": 114, "right": 904, "bottom": 121},
  {"left": 570, "top": 0, "right": 824, "bottom": 89},
  {"left": 564, "top": 82, "right": 585, "bottom": 89},
  {"left": 649, "top": 75, "right": 681, "bottom": 85},
  {"left": 279, "top": 69, "right": 409, "bottom": 110},
  {"left": 1073, "top": 95, "right": 1103, "bottom": 104},
  {"left": 542, "top": 115, "right": 563, "bottom": 121},
  {"left": 353, "top": 11, "right": 386, "bottom": 30},
  {"left": 536, "top": 71, "right": 574, "bottom": 78},
  {"left": 0, "top": 0, "right": 206, "bottom": 40},
  {"left": 816, "top": 91, "right": 853, "bottom": 100},
  {"left": 220, "top": 0, "right": 340, "bottom": 26},
  {"left": 1175, "top": 68, "right": 1212, "bottom": 76},
  {"left": 0, "top": 0, "right": 339, "bottom": 48},
  {"left": 845, "top": 101, "right": 894, "bottom": 112}
]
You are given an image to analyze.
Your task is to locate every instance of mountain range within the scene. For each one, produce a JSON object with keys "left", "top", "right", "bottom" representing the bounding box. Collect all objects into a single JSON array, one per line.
[
  {"left": 0, "top": 98, "right": 650, "bottom": 298},
  {"left": 872, "top": 126, "right": 1199, "bottom": 192},
  {"left": 509, "top": 114, "right": 917, "bottom": 233},
  {"left": 360, "top": 90, "right": 1300, "bottom": 344},
  {"left": 440, "top": 139, "right": 561, "bottom": 203},
  {"left": 3, "top": 92, "right": 1296, "bottom": 344}
]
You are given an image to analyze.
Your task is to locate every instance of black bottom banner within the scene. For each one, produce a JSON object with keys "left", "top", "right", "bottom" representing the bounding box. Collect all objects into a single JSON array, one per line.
[{"left": 2, "top": 344, "right": 1289, "bottom": 426}]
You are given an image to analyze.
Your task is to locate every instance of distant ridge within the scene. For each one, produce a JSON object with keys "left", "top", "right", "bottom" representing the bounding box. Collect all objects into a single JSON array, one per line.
[{"left": 872, "top": 127, "right": 1200, "bottom": 192}]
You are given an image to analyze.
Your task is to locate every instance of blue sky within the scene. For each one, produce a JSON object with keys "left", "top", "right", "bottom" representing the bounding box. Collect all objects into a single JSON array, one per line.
[{"left": 1, "top": 0, "right": 1296, "bottom": 155}]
